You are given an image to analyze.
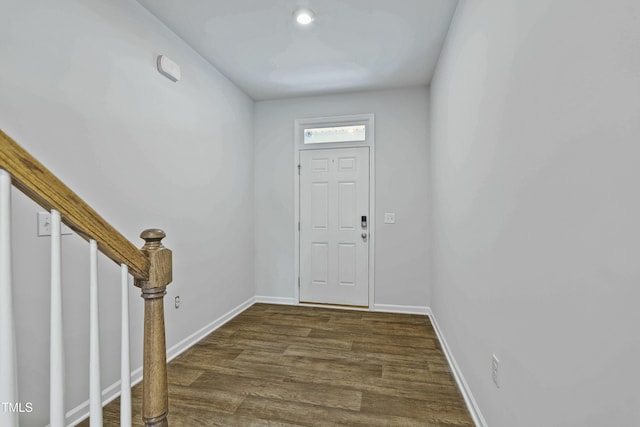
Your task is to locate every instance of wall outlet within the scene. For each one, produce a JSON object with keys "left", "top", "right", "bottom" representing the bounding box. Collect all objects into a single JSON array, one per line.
[
  {"left": 174, "top": 296, "right": 180, "bottom": 309},
  {"left": 37, "top": 212, "right": 73, "bottom": 236},
  {"left": 492, "top": 354, "right": 500, "bottom": 388},
  {"left": 384, "top": 212, "right": 396, "bottom": 224}
]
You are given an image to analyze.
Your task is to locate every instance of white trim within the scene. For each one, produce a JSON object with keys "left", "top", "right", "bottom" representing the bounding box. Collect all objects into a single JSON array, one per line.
[
  {"left": 373, "top": 304, "right": 429, "bottom": 315},
  {"left": 66, "top": 296, "right": 255, "bottom": 426},
  {"left": 254, "top": 296, "right": 297, "bottom": 305},
  {"left": 427, "top": 308, "right": 488, "bottom": 427},
  {"left": 294, "top": 113, "right": 375, "bottom": 309}
]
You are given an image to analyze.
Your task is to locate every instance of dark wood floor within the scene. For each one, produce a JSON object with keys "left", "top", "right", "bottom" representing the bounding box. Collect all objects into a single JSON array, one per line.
[{"left": 82, "top": 303, "right": 473, "bottom": 426}]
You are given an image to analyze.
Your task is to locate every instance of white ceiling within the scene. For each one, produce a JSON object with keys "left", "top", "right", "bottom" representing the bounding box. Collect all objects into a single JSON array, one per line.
[{"left": 136, "top": 0, "right": 459, "bottom": 100}]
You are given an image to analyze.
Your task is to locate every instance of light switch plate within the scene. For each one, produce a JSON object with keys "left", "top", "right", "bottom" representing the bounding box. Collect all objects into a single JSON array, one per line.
[
  {"left": 38, "top": 212, "right": 73, "bottom": 236},
  {"left": 384, "top": 213, "right": 396, "bottom": 224}
]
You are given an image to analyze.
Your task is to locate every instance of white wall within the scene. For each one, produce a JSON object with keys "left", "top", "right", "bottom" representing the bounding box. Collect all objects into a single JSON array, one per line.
[
  {"left": 430, "top": 1, "right": 640, "bottom": 426},
  {"left": 254, "top": 88, "right": 430, "bottom": 309},
  {"left": 0, "top": 0, "right": 254, "bottom": 425}
]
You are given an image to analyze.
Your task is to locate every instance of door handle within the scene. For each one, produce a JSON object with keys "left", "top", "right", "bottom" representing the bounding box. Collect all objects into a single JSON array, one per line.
[{"left": 361, "top": 233, "right": 367, "bottom": 239}]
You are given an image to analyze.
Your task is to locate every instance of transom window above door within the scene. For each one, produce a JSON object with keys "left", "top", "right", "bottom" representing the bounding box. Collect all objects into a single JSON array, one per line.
[
  {"left": 295, "top": 114, "right": 374, "bottom": 151},
  {"left": 303, "top": 125, "right": 366, "bottom": 144}
]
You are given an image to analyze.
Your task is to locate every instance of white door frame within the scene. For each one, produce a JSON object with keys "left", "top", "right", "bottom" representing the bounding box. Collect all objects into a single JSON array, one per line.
[{"left": 293, "top": 113, "right": 375, "bottom": 308}]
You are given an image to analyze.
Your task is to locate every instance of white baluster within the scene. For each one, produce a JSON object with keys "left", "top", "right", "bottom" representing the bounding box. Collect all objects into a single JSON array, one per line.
[
  {"left": 120, "top": 264, "right": 131, "bottom": 427},
  {"left": 50, "top": 210, "right": 65, "bottom": 427},
  {"left": 89, "top": 240, "right": 103, "bottom": 426},
  {"left": 0, "top": 169, "right": 18, "bottom": 427}
]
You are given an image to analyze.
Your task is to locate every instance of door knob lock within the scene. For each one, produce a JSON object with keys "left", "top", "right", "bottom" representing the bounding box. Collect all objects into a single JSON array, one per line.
[{"left": 361, "top": 233, "right": 367, "bottom": 239}]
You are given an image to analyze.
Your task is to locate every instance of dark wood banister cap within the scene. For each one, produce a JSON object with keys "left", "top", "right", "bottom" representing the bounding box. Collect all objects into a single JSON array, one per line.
[{"left": 141, "top": 229, "right": 166, "bottom": 242}]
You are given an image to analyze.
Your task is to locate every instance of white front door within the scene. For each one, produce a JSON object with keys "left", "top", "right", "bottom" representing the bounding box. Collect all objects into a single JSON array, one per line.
[{"left": 299, "top": 147, "right": 370, "bottom": 306}]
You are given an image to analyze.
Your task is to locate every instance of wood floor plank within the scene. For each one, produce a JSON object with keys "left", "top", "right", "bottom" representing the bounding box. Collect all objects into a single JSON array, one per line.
[
  {"left": 194, "top": 371, "right": 363, "bottom": 411},
  {"left": 234, "top": 322, "right": 313, "bottom": 337},
  {"left": 282, "top": 343, "right": 363, "bottom": 361},
  {"left": 361, "top": 392, "right": 474, "bottom": 426},
  {"left": 87, "top": 304, "right": 473, "bottom": 426},
  {"left": 167, "top": 383, "right": 246, "bottom": 414},
  {"left": 168, "top": 364, "right": 206, "bottom": 386},
  {"left": 173, "top": 356, "right": 291, "bottom": 381},
  {"left": 231, "top": 329, "right": 353, "bottom": 351},
  {"left": 234, "top": 396, "right": 387, "bottom": 427}
]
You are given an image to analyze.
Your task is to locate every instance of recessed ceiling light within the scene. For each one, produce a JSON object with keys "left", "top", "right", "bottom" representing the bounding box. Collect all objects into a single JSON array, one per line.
[{"left": 293, "top": 7, "right": 315, "bottom": 25}]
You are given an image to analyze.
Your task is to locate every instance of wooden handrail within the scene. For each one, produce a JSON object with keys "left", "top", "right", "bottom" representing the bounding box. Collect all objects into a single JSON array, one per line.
[
  {"left": 0, "top": 130, "right": 149, "bottom": 280},
  {"left": 1, "top": 129, "right": 173, "bottom": 426}
]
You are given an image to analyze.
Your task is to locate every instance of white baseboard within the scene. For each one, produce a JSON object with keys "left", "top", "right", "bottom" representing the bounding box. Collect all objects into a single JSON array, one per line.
[
  {"left": 254, "top": 295, "right": 297, "bottom": 305},
  {"left": 66, "top": 296, "right": 255, "bottom": 427},
  {"left": 373, "top": 304, "right": 429, "bottom": 315},
  {"left": 427, "top": 308, "right": 487, "bottom": 427}
]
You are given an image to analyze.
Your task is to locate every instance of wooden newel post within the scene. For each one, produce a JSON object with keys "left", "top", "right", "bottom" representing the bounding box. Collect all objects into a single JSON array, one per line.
[{"left": 135, "top": 229, "right": 172, "bottom": 427}]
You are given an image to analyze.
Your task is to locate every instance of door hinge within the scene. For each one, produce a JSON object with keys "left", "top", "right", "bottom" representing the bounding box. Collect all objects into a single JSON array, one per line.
[
  {"left": 297, "top": 164, "right": 301, "bottom": 175},
  {"left": 298, "top": 221, "right": 300, "bottom": 231},
  {"left": 298, "top": 277, "right": 300, "bottom": 288}
]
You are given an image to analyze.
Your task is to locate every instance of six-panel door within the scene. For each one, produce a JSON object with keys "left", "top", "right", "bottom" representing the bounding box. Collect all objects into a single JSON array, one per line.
[{"left": 299, "top": 147, "right": 369, "bottom": 306}]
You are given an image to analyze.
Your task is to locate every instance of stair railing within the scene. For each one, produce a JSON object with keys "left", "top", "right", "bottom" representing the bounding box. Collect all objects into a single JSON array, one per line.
[{"left": 0, "top": 129, "right": 172, "bottom": 427}]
